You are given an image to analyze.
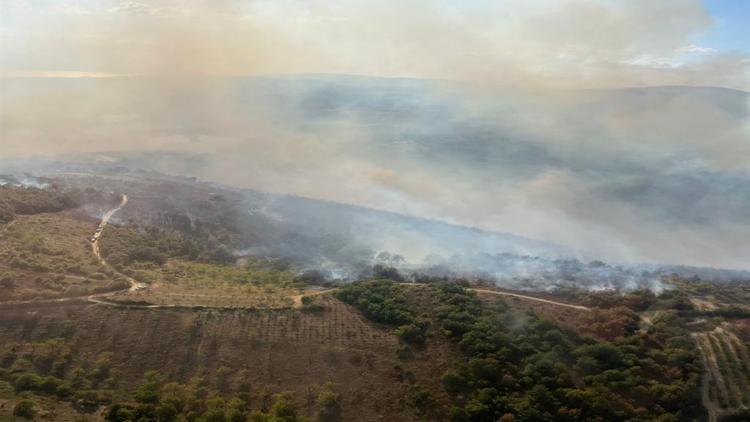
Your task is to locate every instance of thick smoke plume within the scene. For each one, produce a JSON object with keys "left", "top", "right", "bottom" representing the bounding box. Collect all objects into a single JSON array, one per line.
[{"left": 1, "top": 0, "right": 750, "bottom": 272}]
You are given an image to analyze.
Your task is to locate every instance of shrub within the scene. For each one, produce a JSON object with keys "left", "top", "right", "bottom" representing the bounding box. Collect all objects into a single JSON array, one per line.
[
  {"left": 13, "top": 399, "right": 35, "bottom": 419},
  {"left": 316, "top": 389, "right": 342, "bottom": 422},
  {"left": 442, "top": 369, "right": 468, "bottom": 393},
  {"left": 13, "top": 372, "right": 43, "bottom": 392},
  {"left": 394, "top": 321, "right": 428, "bottom": 344}
]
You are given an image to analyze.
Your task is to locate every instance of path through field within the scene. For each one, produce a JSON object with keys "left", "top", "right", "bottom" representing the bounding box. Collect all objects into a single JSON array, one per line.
[
  {"left": 291, "top": 284, "right": 592, "bottom": 312},
  {"left": 472, "top": 288, "right": 592, "bottom": 311},
  {"left": 4, "top": 207, "right": 593, "bottom": 314},
  {"left": 693, "top": 325, "right": 750, "bottom": 421},
  {"left": 89, "top": 194, "right": 147, "bottom": 294},
  {"left": 1, "top": 194, "right": 137, "bottom": 307}
]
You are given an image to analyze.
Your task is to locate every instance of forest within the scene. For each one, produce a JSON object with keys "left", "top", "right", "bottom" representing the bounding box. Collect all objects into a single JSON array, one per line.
[
  {"left": 337, "top": 279, "right": 705, "bottom": 422},
  {"left": 0, "top": 185, "right": 80, "bottom": 224}
]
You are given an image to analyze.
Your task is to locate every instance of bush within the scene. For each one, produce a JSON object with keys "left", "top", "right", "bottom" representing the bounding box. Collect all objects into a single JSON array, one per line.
[
  {"left": 336, "top": 279, "right": 415, "bottom": 326},
  {"left": 317, "top": 389, "right": 342, "bottom": 422},
  {"left": 13, "top": 399, "right": 35, "bottom": 419},
  {"left": 14, "top": 372, "right": 43, "bottom": 392},
  {"left": 270, "top": 392, "right": 298, "bottom": 421},
  {"left": 410, "top": 386, "right": 433, "bottom": 410},
  {"left": 394, "top": 322, "right": 428, "bottom": 344},
  {"left": 442, "top": 370, "right": 468, "bottom": 393},
  {"left": 106, "top": 403, "right": 136, "bottom": 421}
]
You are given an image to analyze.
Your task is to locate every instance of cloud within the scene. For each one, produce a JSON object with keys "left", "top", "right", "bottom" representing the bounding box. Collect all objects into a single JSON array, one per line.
[
  {"left": 676, "top": 44, "right": 718, "bottom": 54},
  {"left": 1, "top": 0, "right": 747, "bottom": 89}
]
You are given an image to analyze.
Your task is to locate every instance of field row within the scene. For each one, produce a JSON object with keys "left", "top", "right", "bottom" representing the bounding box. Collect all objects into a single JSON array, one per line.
[{"left": 695, "top": 326, "right": 750, "bottom": 413}]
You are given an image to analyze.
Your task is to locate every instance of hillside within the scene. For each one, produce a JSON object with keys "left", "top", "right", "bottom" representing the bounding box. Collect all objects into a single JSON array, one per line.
[{"left": 1, "top": 180, "right": 749, "bottom": 421}]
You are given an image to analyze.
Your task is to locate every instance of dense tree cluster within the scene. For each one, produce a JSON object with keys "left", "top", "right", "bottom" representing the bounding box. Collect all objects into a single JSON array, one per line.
[
  {"left": 430, "top": 283, "right": 704, "bottom": 422},
  {"left": 0, "top": 339, "right": 116, "bottom": 410},
  {"left": 105, "top": 372, "right": 339, "bottom": 422},
  {"left": 0, "top": 185, "right": 80, "bottom": 223},
  {"left": 99, "top": 226, "right": 202, "bottom": 268},
  {"left": 336, "top": 279, "right": 427, "bottom": 345},
  {"left": 337, "top": 279, "right": 704, "bottom": 421}
]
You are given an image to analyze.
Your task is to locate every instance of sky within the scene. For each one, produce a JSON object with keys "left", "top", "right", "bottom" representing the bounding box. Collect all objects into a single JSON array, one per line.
[
  {"left": 1, "top": 0, "right": 749, "bottom": 270},
  {"left": 0, "top": 0, "right": 748, "bottom": 88},
  {"left": 700, "top": 0, "right": 750, "bottom": 53}
]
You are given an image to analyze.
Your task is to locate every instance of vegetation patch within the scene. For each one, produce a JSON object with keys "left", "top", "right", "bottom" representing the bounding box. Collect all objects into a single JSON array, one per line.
[
  {"left": 0, "top": 212, "right": 124, "bottom": 301},
  {"left": 336, "top": 280, "right": 428, "bottom": 346},
  {"left": 0, "top": 185, "right": 80, "bottom": 224}
]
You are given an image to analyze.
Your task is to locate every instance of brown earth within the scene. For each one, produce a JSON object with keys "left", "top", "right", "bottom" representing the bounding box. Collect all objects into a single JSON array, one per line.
[
  {"left": 474, "top": 290, "right": 640, "bottom": 341},
  {"left": 0, "top": 294, "right": 458, "bottom": 421}
]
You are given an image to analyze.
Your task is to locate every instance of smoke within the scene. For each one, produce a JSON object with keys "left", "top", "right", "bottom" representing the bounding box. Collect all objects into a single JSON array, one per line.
[
  {"left": 1, "top": 1, "right": 750, "bottom": 271},
  {"left": 419, "top": 253, "right": 671, "bottom": 293},
  {"left": 2, "top": 0, "right": 748, "bottom": 87},
  {"left": 0, "top": 174, "right": 49, "bottom": 189}
]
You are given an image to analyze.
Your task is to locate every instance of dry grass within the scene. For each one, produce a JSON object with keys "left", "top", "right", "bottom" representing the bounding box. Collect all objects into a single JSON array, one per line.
[
  {"left": 0, "top": 212, "right": 124, "bottom": 301},
  {"left": 110, "top": 259, "right": 311, "bottom": 308}
]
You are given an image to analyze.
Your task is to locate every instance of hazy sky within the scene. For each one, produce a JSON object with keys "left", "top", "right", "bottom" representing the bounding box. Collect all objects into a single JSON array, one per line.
[
  {"left": 1, "top": 1, "right": 749, "bottom": 269},
  {"left": 1, "top": 0, "right": 748, "bottom": 88}
]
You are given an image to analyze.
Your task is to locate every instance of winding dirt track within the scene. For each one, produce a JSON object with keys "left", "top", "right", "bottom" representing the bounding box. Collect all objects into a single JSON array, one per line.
[
  {"left": 292, "top": 288, "right": 339, "bottom": 308},
  {"left": 3, "top": 199, "right": 592, "bottom": 314},
  {"left": 92, "top": 195, "right": 127, "bottom": 260},
  {"left": 1, "top": 194, "right": 136, "bottom": 307},
  {"left": 471, "top": 288, "right": 591, "bottom": 311},
  {"left": 293, "top": 284, "right": 591, "bottom": 312}
]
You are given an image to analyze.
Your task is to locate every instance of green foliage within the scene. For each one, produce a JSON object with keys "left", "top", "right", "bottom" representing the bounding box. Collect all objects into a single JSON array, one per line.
[
  {"left": 394, "top": 321, "right": 428, "bottom": 344},
  {"left": 337, "top": 279, "right": 434, "bottom": 347},
  {"left": 427, "top": 282, "right": 704, "bottom": 421},
  {"left": 13, "top": 399, "right": 35, "bottom": 419},
  {"left": 336, "top": 279, "right": 415, "bottom": 326},
  {"left": 105, "top": 375, "right": 314, "bottom": 422},
  {"left": 134, "top": 371, "right": 160, "bottom": 405},
  {"left": 0, "top": 185, "right": 80, "bottom": 223},
  {"left": 442, "top": 369, "right": 469, "bottom": 393},
  {"left": 336, "top": 278, "right": 434, "bottom": 351},
  {"left": 410, "top": 385, "right": 433, "bottom": 411},
  {"left": 99, "top": 226, "right": 195, "bottom": 267},
  {"left": 316, "top": 387, "right": 341, "bottom": 422},
  {"left": 0, "top": 339, "right": 114, "bottom": 409}
]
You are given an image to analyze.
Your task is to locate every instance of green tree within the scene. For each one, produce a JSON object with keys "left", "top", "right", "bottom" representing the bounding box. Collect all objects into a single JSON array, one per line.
[{"left": 316, "top": 389, "right": 341, "bottom": 422}]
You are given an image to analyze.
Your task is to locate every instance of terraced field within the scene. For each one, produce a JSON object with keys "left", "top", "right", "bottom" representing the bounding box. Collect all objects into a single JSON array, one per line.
[
  {"left": 694, "top": 325, "right": 750, "bottom": 421},
  {"left": 0, "top": 295, "right": 458, "bottom": 420}
]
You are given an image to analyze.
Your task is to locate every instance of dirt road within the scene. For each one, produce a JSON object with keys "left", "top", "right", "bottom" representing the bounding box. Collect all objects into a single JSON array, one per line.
[
  {"left": 292, "top": 284, "right": 591, "bottom": 312},
  {"left": 1, "top": 194, "right": 139, "bottom": 307},
  {"left": 472, "top": 288, "right": 591, "bottom": 311},
  {"left": 292, "top": 288, "right": 339, "bottom": 308},
  {"left": 4, "top": 205, "right": 591, "bottom": 314},
  {"left": 90, "top": 194, "right": 147, "bottom": 293},
  {"left": 92, "top": 194, "right": 126, "bottom": 261}
]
